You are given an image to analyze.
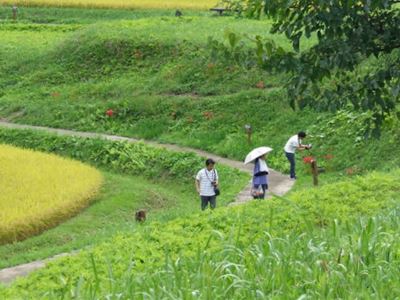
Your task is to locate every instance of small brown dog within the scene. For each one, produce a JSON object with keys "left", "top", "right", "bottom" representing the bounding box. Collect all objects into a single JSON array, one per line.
[{"left": 135, "top": 210, "right": 146, "bottom": 222}]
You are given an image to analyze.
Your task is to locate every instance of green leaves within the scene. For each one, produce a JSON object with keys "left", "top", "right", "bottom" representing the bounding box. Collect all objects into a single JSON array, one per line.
[
  {"left": 0, "top": 128, "right": 202, "bottom": 183},
  {"left": 226, "top": 0, "right": 400, "bottom": 132}
]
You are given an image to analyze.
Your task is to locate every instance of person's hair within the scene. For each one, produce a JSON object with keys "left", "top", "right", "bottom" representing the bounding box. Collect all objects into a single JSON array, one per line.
[
  {"left": 298, "top": 131, "right": 306, "bottom": 138},
  {"left": 205, "top": 158, "right": 216, "bottom": 166}
]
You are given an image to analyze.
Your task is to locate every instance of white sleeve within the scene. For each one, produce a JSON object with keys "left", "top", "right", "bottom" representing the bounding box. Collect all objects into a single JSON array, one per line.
[
  {"left": 215, "top": 169, "right": 219, "bottom": 181},
  {"left": 291, "top": 138, "right": 300, "bottom": 148},
  {"left": 196, "top": 170, "right": 202, "bottom": 181}
]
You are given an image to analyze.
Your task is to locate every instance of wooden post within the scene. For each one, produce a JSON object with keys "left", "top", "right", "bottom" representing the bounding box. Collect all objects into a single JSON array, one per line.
[
  {"left": 12, "top": 5, "right": 17, "bottom": 22},
  {"left": 244, "top": 124, "right": 252, "bottom": 145},
  {"left": 311, "top": 160, "right": 318, "bottom": 186}
]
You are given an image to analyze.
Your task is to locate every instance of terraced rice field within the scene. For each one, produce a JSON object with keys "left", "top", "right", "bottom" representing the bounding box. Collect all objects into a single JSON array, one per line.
[{"left": 0, "top": 144, "right": 102, "bottom": 244}]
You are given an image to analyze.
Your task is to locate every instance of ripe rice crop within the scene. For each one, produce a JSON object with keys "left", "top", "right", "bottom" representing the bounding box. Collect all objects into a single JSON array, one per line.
[
  {"left": 0, "top": 144, "right": 102, "bottom": 244},
  {"left": 0, "top": 0, "right": 217, "bottom": 10}
]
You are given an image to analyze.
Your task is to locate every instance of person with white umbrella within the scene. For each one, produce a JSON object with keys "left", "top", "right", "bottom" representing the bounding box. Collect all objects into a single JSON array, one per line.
[{"left": 244, "top": 147, "right": 273, "bottom": 199}]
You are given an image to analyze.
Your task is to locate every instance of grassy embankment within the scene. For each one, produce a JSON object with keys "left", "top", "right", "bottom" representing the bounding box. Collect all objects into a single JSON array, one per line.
[
  {"left": 0, "top": 5, "right": 400, "bottom": 298},
  {"left": 1, "top": 164, "right": 399, "bottom": 298},
  {"left": 0, "top": 7, "right": 399, "bottom": 175},
  {"left": 0, "top": 128, "right": 248, "bottom": 269}
]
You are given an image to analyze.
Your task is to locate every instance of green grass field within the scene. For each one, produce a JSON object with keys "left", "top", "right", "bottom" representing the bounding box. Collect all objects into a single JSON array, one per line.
[
  {"left": 1, "top": 0, "right": 217, "bottom": 10},
  {"left": 0, "top": 129, "right": 248, "bottom": 269},
  {"left": 0, "top": 3, "right": 400, "bottom": 299}
]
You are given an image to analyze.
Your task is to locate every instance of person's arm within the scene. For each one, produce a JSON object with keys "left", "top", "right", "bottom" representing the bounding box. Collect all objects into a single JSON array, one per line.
[
  {"left": 195, "top": 179, "right": 200, "bottom": 194},
  {"left": 214, "top": 170, "right": 219, "bottom": 187},
  {"left": 195, "top": 171, "right": 201, "bottom": 194},
  {"left": 295, "top": 138, "right": 309, "bottom": 151}
]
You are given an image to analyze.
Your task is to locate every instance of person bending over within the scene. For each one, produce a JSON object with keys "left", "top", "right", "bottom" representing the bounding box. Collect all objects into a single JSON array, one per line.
[{"left": 284, "top": 131, "right": 311, "bottom": 180}]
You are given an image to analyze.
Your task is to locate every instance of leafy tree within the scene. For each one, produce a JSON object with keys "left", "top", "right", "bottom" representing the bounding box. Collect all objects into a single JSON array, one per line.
[{"left": 223, "top": 0, "right": 400, "bottom": 133}]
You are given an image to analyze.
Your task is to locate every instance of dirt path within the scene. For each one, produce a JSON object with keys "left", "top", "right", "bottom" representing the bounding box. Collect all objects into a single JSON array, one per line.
[{"left": 0, "top": 121, "right": 294, "bottom": 284}]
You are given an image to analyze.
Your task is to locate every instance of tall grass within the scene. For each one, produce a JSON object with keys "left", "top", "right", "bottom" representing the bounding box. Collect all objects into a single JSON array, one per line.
[
  {"left": 1, "top": 170, "right": 399, "bottom": 298},
  {"left": 108, "top": 211, "right": 400, "bottom": 299}
]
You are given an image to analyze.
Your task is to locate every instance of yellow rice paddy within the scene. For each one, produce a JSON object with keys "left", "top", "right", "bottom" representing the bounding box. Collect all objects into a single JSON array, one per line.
[
  {"left": 0, "top": 0, "right": 217, "bottom": 10},
  {"left": 0, "top": 144, "right": 103, "bottom": 244}
]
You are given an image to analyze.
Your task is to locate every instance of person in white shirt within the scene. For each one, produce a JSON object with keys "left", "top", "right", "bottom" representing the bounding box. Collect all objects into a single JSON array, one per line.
[
  {"left": 284, "top": 131, "right": 310, "bottom": 179},
  {"left": 195, "top": 159, "right": 219, "bottom": 210}
]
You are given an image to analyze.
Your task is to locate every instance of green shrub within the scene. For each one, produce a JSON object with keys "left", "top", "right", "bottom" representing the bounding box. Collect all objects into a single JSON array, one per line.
[{"left": 0, "top": 128, "right": 247, "bottom": 190}]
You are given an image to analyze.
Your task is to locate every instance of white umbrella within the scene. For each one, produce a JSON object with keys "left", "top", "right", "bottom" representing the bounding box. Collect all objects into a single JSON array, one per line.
[{"left": 244, "top": 146, "right": 273, "bottom": 164}]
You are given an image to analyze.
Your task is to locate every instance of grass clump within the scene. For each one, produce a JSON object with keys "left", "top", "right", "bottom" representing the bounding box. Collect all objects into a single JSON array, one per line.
[{"left": 0, "top": 144, "right": 102, "bottom": 245}]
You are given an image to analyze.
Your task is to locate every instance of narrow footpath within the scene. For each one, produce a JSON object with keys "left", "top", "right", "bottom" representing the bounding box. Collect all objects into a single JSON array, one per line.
[{"left": 0, "top": 121, "right": 294, "bottom": 284}]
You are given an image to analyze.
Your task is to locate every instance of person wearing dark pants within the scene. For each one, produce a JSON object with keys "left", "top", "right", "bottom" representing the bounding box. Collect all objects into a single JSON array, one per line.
[
  {"left": 200, "top": 196, "right": 216, "bottom": 210},
  {"left": 252, "top": 155, "right": 269, "bottom": 199},
  {"left": 195, "top": 158, "right": 219, "bottom": 210},
  {"left": 285, "top": 152, "right": 296, "bottom": 179},
  {"left": 284, "top": 131, "right": 310, "bottom": 180}
]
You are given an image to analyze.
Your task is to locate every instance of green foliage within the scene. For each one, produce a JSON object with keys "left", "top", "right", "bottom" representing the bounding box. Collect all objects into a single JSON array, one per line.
[
  {"left": 1, "top": 169, "right": 399, "bottom": 298},
  {"left": 0, "top": 7, "right": 400, "bottom": 298},
  {"left": 83, "top": 208, "right": 400, "bottom": 299},
  {"left": 306, "top": 109, "right": 400, "bottom": 172},
  {"left": 0, "top": 128, "right": 247, "bottom": 191},
  {"left": 225, "top": 0, "right": 400, "bottom": 130},
  {"left": 1, "top": 12, "right": 399, "bottom": 176}
]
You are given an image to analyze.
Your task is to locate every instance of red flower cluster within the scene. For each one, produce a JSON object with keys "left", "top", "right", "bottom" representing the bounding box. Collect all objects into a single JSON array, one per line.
[
  {"left": 105, "top": 109, "right": 114, "bottom": 117},
  {"left": 303, "top": 156, "right": 315, "bottom": 164}
]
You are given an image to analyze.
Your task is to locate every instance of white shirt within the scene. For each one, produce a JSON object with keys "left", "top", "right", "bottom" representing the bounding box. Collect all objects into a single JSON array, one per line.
[
  {"left": 196, "top": 168, "right": 219, "bottom": 196},
  {"left": 284, "top": 135, "right": 301, "bottom": 153},
  {"left": 259, "top": 159, "right": 269, "bottom": 173}
]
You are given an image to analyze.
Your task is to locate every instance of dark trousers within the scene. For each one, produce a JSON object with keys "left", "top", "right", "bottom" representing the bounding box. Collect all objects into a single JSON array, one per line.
[
  {"left": 285, "top": 152, "right": 296, "bottom": 179},
  {"left": 201, "top": 196, "right": 216, "bottom": 210},
  {"left": 253, "top": 184, "right": 268, "bottom": 199}
]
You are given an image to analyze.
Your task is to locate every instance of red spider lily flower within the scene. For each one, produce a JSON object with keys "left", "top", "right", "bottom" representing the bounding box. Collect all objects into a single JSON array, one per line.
[
  {"left": 105, "top": 109, "right": 114, "bottom": 117},
  {"left": 303, "top": 156, "right": 315, "bottom": 164},
  {"left": 51, "top": 92, "right": 60, "bottom": 98}
]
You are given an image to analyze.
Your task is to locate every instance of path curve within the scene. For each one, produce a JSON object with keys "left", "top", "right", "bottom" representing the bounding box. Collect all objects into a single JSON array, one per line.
[{"left": 0, "top": 121, "right": 294, "bottom": 285}]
